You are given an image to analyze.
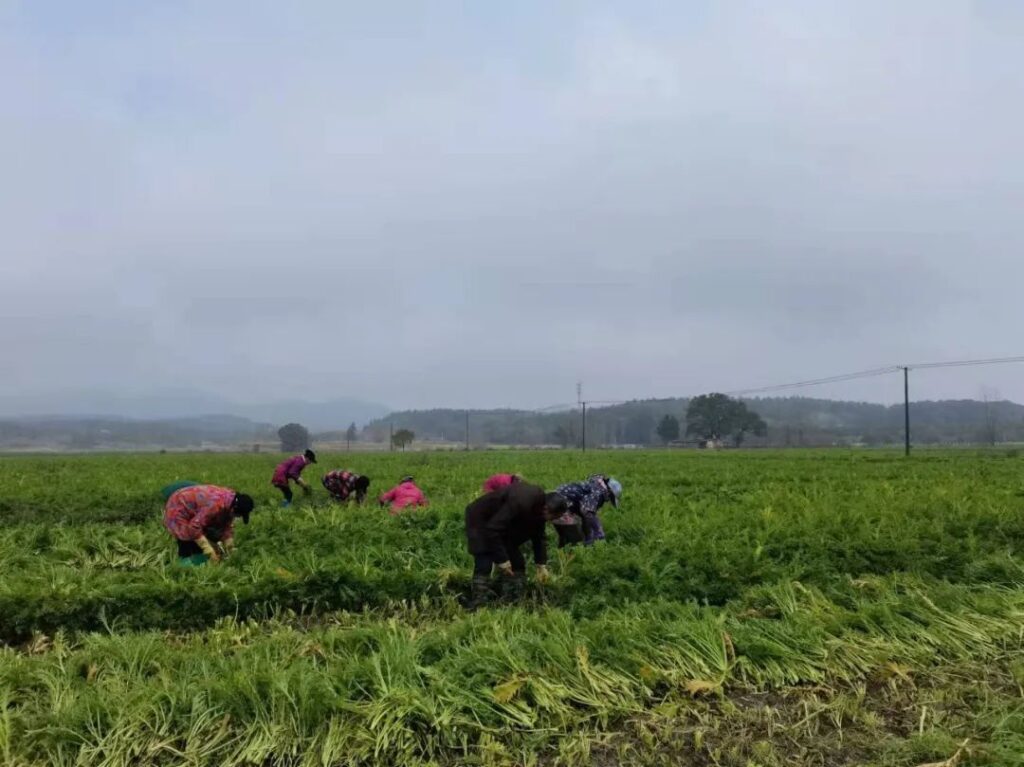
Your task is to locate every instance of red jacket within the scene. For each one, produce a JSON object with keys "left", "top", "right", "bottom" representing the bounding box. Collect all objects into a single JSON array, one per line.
[
  {"left": 483, "top": 474, "right": 517, "bottom": 494},
  {"left": 272, "top": 455, "right": 309, "bottom": 486},
  {"left": 379, "top": 481, "right": 428, "bottom": 513},
  {"left": 163, "top": 485, "right": 236, "bottom": 542}
]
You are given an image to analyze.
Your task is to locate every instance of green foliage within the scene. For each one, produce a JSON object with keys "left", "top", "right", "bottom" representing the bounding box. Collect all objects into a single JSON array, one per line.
[
  {"left": 363, "top": 398, "right": 1024, "bottom": 448},
  {"left": 552, "top": 420, "right": 576, "bottom": 447},
  {"left": 2, "top": 449, "right": 1024, "bottom": 765},
  {"left": 391, "top": 429, "right": 415, "bottom": 450},
  {"left": 277, "top": 422, "right": 310, "bottom": 452},
  {"left": 686, "top": 393, "right": 767, "bottom": 445},
  {"left": 656, "top": 414, "right": 680, "bottom": 443}
]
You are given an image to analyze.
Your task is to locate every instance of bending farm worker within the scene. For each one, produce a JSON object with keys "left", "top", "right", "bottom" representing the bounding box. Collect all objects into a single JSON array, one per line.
[
  {"left": 160, "top": 480, "right": 198, "bottom": 501},
  {"left": 464, "top": 482, "right": 568, "bottom": 609},
  {"left": 163, "top": 484, "right": 254, "bottom": 566},
  {"left": 378, "top": 475, "right": 428, "bottom": 514},
  {"left": 482, "top": 473, "right": 521, "bottom": 494},
  {"left": 321, "top": 470, "right": 371, "bottom": 504},
  {"left": 553, "top": 475, "right": 623, "bottom": 547},
  {"left": 271, "top": 449, "right": 316, "bottom": 507}
]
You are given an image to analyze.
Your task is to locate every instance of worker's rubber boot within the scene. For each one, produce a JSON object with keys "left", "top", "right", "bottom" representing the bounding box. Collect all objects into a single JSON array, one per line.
[
  {"left": 502, "top": 573, "right": 527, "bottom": 602},
  {"left": 465, "top": 575, "right": 494, "bottom": 611}
]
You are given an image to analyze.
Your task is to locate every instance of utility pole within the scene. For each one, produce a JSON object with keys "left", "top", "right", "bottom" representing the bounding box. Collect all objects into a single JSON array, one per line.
[
  {"left": 465, "top": 410, "right": 470, "bottom": 451},
  {"left": 577, "top": 381, "right": 586, "bottom": 453},
  {"left": 389, "top": 422, "right": 394, "bottom": 452},
  {"left": 903, "top": 366, "right": 911, "bottom": 457},
  {"left": 581, "top": 401, "right": 587, "bottom": 453}
]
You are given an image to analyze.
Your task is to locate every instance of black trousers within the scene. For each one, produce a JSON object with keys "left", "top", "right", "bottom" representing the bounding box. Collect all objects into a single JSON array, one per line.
[
  {"left": 176, "top": 528, "right": 222, "bottom": 557},
  {"left": 275, "top": 484, "right": 293, "bottom": 502},
  {"left": 473, "top": 546, "right": 526, "bottom": 577},
  {"left": 555, "top": 498, "right": 586, "bottom": 548},
  {"left": 555, "top": 519, "right": 585, "bottom": 548}
]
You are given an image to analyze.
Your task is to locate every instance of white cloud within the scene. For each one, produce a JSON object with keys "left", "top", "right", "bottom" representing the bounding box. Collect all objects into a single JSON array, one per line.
[{"left": 2, "top": 0, "right": 1024, "bottom": 409}]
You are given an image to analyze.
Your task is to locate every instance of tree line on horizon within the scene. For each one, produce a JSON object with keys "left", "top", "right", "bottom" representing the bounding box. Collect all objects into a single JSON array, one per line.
[
  {"left": 354, "top": 395, "right": 1024, "bottom": 448},
  {"left": 1, "top": 395, "right": 1022, "bottom": 450}
]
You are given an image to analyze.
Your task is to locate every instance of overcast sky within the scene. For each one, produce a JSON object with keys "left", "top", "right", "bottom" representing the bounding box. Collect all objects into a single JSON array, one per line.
[{"left": 2, "top": 0, "right": 1023, "bottom": 411}]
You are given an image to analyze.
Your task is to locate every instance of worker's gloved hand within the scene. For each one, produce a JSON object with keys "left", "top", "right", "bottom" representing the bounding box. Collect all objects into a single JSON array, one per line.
[
  {"left": 535, "top": 564, "right": 550, "bottom": 583},
  {"left": 196, "top": 536, "right": 221, "bottom": 563},
  {"left": 497, "top": 561, "right": 514, "bottom": 577},
  {"left": 302, "top": 485, "right": 312, "bottom": 496},
  {"left": 224, "top": 538, "right": 235, "bottom": 554}
]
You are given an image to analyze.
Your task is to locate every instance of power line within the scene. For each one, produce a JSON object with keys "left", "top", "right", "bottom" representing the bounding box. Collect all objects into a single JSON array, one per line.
[
  {"left": 533, "top": 399, "right": 629, "bottom": 411},
  {"left": 722, "top": 355, "right": 1024, "bottom": 398},
  {"left": 533, "top": 403, "right": 577, "bottom": 413},
  {"left": 905, "top": 355, "right": 1024, "bottom": 370},
  {"left": 723, "top": 366, "right": 901, "bottom": 397},
  {"left": 469, "top": 356, "right": 1024, "bottom": 419},
  {"left": 407, "top": 353, "right": 1024, "bottom": 454}
]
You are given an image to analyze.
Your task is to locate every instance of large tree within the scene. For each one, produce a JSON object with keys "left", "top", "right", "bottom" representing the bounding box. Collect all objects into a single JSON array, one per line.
[
  {"left": 656, "top": 414, "right": 680, "bottom": 444},
  {"left": 685, "top": 394, "right": 766, "bottom": 446},
  {"left": 391, "top": 428, "right": 415, "bottom": 451},
  {"left": 278, "top": 422, "right": 311, "bottom": 452},
  {"left": 345, "top": 422, "right": 358, "bottom": 451}
]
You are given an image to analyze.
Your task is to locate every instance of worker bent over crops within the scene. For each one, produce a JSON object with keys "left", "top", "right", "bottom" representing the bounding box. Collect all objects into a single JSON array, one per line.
[
  {"left": 378, "top": 475, "right": 428, "bottom": 514},
  {"left": 271, "top": 449, "right": 316, "bottom": 507},
  {"left": 163, "top": 484, "right": 254, "bottom": 566},
  {"left": 482, "top": 473, "right": 521, "bottom": 494},
  {"left": 464, "top": 482, "right": 568, "bottom": 609},
  {"left": 321, "top": 470, "right": 370, "bottom": 503},
  {"left": 552, "top": 475, "right": 622, "bottom": 547}
]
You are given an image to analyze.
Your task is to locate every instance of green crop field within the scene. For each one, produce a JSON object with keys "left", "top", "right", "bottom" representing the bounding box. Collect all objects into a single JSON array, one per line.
[{"left": 2, "top": 449, "right": 1024, "bottom": 766}]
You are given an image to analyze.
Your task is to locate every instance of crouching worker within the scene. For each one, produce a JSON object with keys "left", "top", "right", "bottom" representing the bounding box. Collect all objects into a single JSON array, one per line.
[
  {"left": 271, "top": 449, "right": 316, "bottom": 507},
  {"left": 322, "top": 470, "right": 371, "bottom": 504},
  {"left": 160, "top": 480, "right": 198, "bottom": 500},
  {"left": 379, "top": 476, "right": 428, "bottom": 514},
  {"left": 482, "top": 473, "right": 521, "bottom": 494},
  {"left": 554, "top": 475, "right": 623, "bottom": 547},
  {"left": 163, "top": 484, "right": 254, "bottom": 566},
  {"left": 464, "top": 482, "right": 568, "bottom": 609}
]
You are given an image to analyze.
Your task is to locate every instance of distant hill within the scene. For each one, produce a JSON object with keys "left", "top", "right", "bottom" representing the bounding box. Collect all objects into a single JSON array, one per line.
[
  {"left": 0, "top": 389, "right": 389, "bottom": 432},
  {"left": 363, "top": 400, "right": 693, "bottom": 447},
  {"left": 4, "top": 394, "right": 1022, "bottom": 450},
  {"left": 366, "top": 396, "right": 1024, "bottom": 447},
  {"left": 231, "top": 398, "right": 389, "bottom": 432},
  {"left": 750, "top": 397, "right": 1024, "bottom": 446},
  {"left": 0, "top": 414, "right": 276, "bottom": 451},
  {"left": 0, "top": 388, "right": 236, "bottom": 421}
]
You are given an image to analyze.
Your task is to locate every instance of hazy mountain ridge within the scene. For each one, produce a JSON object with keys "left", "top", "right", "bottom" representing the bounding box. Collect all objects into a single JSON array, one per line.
[
  {"left": 0, "top": 389, "right": 389, "bottom": 432},
  {"left": 0, "top": 414, "right": 277, "bottom": 450},
  {"left": 2, "top": 396, "right": 1022, "bottom": 450},
  {"left": 370, "top": 396, "right": 1024, "bottom": 447}
]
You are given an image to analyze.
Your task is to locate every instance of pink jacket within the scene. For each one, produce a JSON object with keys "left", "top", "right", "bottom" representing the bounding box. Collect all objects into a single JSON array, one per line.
[
  {"left": 379, "top": 481, "right": 428, "bottom": 513},
  {"left": 272, "top": 455, "right": 308, "bottom": 486},
  {"left": 163, "top": 485, "right": 236, "bottom": 542},
  {"left": 483, "top": 474, "right": 517, "bottom": 494}
]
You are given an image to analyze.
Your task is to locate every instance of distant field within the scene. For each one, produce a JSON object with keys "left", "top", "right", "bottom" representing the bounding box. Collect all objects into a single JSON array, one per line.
[{"left": 2, "top": 450, "right": 1023, "bottom": 766}]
